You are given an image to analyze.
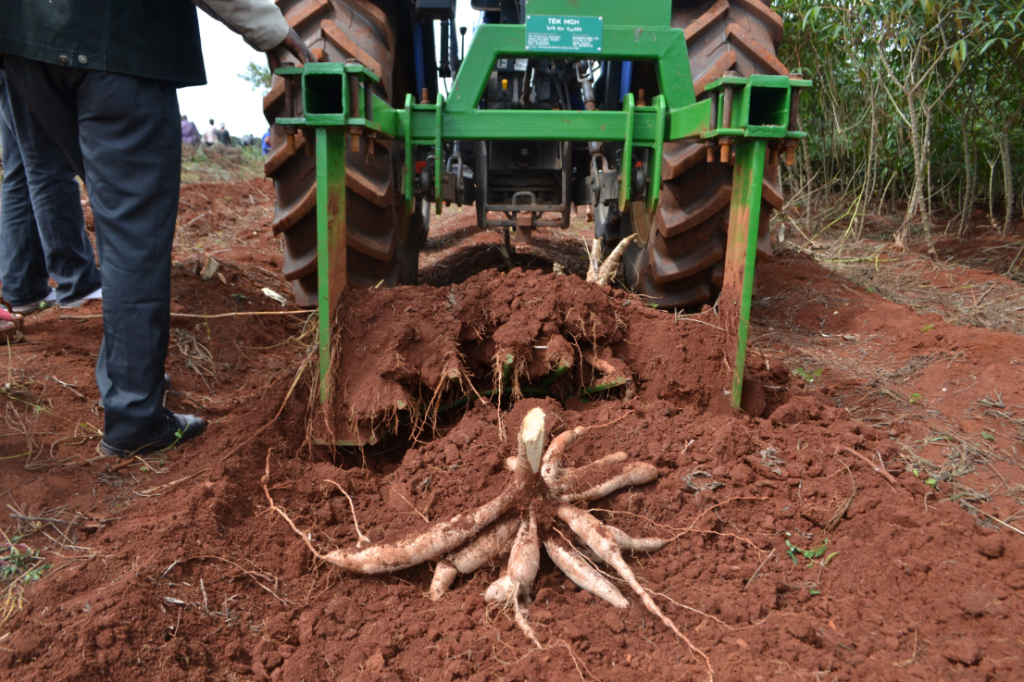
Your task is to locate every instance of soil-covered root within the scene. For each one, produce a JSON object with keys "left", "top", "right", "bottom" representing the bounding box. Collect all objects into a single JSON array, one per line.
[
  {"left": 587, "top": 235, "right": 637, "bottom": 286},
  {"left": 320, "top": 483, "right": 519, "bottom": 574},
  {"left": 559, "top": 461, "right": 658, "bottom": 502},
  {"left": 484, "top": 509, "right": 539, "bottom": 605},
  {"left": 540, "top": 426, "right": 587, "bottom": 483},
  {"left": 267, "top": 407, "right": 687, "bottom": 660},
  {"left": 429, "top": 515, "right": 521, "bottom": 600},
  {"left": 544, "top": 451, "right": 628, "bottom": 488},
  {"left": 557, "top": 503, "right": 713, "bottom": 678},
  {"left": 543, "top": 534, "right": 628, "bottom": 608}
]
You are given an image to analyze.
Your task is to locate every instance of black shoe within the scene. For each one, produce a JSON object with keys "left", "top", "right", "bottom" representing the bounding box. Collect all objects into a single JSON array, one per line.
[
  {"left": 100, "top": 410, "right": 208, "bottom": 458},
  {"left": 98, "top": 373, "right": 172, "bottom": 411}
]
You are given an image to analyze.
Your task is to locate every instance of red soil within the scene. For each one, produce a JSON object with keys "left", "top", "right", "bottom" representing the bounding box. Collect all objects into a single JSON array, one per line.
[{"left": 1, "top": 184, "right": 1022, "bottom": 682}]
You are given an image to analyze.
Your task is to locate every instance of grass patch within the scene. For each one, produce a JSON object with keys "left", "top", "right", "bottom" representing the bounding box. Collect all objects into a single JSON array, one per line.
[
  {"left": 181, "top": 144, "right": 265, "bottom": 184},
  {"left": 1, "top": 534, "right": 50, "bottom": 629}
]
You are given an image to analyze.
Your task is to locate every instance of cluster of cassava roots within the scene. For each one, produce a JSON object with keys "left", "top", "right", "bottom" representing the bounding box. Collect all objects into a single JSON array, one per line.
[{"left": 264, "top": 408, "right": 711, "bottom": 674}]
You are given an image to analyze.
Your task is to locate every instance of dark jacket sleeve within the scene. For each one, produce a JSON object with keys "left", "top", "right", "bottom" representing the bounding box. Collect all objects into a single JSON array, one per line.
[{"left": 0, "top": 0, "right": 207, "bottom": 87}]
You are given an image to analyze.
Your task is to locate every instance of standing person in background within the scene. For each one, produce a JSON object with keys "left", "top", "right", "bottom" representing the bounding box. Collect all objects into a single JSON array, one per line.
[
  {"left": 202, "top": 118, "right": 218, "bottom": 146},
  {"left": 0, "top": 0, "right": 314, "bottom": 458},
  {"left": 0, "top": 69, "right": 102, "bottom": 315},
  {"left": 217, "top": 122, "right": 231, "bottom": 146},
  {"left": 261, "top": 128, "right": 271, "bottom": 155},
  {"left": 180, "top": 114, "right": 200, "bottom": 146}
]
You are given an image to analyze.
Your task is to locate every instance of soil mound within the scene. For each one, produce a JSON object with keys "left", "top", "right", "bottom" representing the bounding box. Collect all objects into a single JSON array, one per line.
[{"left": 314, "top": 268, "right": 787, "bottom": 445}]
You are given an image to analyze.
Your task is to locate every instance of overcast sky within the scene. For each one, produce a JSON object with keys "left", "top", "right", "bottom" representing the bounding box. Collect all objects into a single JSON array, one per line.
[{"left": 177, "top": 6, "right": 483, "bottom": 138}]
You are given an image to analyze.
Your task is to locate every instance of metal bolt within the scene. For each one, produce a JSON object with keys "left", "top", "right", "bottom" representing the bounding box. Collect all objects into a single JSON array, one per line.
[
  {"left": 77, "top": 54, "right": 88, "bottom": 65},
  {"left": 721, "top": 70, "right": 739, "bottom": 129},
  {"left": 59, "top": 54, "right": 69, "bottom": 65},
  {"left": 722, "top": 86, "right": 734, "bottom": 129}
]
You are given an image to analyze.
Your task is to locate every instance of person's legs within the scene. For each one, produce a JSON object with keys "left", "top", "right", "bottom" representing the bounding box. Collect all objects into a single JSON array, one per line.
[
  {"left": 0, "top": 72, "right": 50, "bottom": 307},
  {"left": 77, "top": 72, "right": 182, "bottom": 442},
  {"left": 5, "top": 57, "right": 184, "bottom": 444},
  {"left": 1, "top": 72, "right": 102, "bottom": 306}
]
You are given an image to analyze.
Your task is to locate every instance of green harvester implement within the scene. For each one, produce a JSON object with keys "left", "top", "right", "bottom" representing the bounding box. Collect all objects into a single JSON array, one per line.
[{"left": 273, "top": 0, "right": 809, "bottom": 415}]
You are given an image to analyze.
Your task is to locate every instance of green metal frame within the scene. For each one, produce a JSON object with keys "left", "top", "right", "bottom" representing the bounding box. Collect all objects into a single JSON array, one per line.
[
  {"left": 275, "top": 8, "right": 810, "bottom": 415},
  {"left": 702, "top": 74, "right": 810, "bottom": 410}
]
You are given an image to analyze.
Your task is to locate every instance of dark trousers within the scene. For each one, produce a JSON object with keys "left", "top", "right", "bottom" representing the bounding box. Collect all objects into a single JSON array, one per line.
[
  {"left": 4, "top": 56, "right": 181, "bottom": 442},
  {"left": 0, "top": 71, "right": 101, "bottom": 307}
]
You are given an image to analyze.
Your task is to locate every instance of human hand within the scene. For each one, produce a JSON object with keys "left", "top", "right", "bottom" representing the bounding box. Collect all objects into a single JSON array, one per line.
[{"left": 278, "top": 28, "right": 316, "bottom": 65}]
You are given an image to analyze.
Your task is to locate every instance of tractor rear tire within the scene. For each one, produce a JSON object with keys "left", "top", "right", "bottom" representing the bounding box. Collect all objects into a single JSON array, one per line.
[
  {"left": 625, "top": 0, "right": 787, "bottom": 309},
  {"left": 263, "top": 0, "right": 421, "bottom": 307}
]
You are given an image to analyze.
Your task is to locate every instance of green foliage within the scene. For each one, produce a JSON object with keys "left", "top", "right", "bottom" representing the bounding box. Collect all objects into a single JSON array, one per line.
[
  {"left": 239, "top": 61, "right": 272, "bottom": 92},
  {"left": 1, "top": 539, "right": 50, "bottom": 584},
  {"left": 912, "top": 468, "right": 939, "bottom": 487},
  {"left": 793, "top": 366, "right": 823, "bottom": 383},
  {"left": 785, "top": 535, "right": 831, "bottom": 566},
  {"left": 775, "top": 0, "right": 1024, "bottom": 238}
]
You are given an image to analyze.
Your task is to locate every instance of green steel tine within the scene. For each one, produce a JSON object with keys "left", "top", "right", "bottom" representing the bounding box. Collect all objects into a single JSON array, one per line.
[
  {"left": 619, "top": 93, "right": 634, "bottom": 213},
  {"left": 724, "top": 138, "right": 767, "bottom": 410},
  {"left": 401, "top": 94, "right": 414, "bottom": 214},
  {"left": 435, "top": 94, "right": 444, "bottom": 215},
  {"left": 646, "top": 94, "right": 667, "bottom": 214}
]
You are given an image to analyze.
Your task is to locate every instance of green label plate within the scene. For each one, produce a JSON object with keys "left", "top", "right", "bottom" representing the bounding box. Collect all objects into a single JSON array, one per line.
[{"left": 525, "top": 15, "right": 603, "bottom": 53}]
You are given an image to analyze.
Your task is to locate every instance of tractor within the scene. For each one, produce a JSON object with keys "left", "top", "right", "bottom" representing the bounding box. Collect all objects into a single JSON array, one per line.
[{"left": 262, "top": 0, "right": 808, "bottom": 410}]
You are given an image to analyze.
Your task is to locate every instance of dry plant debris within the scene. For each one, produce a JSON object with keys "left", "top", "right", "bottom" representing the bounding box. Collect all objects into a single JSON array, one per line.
[{"left": 264, "top": 407, "right": 714, "bottom": 678}]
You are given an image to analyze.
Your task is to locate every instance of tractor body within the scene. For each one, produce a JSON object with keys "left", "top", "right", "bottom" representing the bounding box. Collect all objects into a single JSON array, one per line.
[{"left": 268, "top": 0, "right": 809, "bottom": 421}]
